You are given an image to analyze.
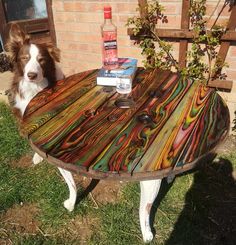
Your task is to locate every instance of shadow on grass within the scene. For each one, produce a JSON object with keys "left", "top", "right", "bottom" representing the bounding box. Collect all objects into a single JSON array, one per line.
[
  {"left": 76, "top": 179, "right": 100, "bottom": 203},
  {"left": 165, "top": 156, "right": 236, "bottom": 245}
]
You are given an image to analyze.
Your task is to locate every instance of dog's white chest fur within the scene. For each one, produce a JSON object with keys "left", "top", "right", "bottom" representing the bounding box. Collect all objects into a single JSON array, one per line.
[{"left": 15, "top": 78, "right": 48, "bottom": 115}]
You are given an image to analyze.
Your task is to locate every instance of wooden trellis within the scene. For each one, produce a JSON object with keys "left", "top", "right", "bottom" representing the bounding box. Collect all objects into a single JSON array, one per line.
[{"left": 128, "top": 0, "right": 236, "bottom": 90}]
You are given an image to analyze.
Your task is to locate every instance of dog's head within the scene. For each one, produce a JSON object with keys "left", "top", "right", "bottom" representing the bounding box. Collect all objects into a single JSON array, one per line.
[{"left": 6, "top": 24, "right": 60, "bottom": 85}]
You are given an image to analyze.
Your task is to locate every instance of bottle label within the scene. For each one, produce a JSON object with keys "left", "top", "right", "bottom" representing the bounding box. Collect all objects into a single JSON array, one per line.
[
  {"left": 103, "top": 31, "right": 117, "bottom": 50},
  {"left": 102, "top": 31, "right": 118, "bottom": 69},
  {"left": 104, "top": 40, "right": 117, "bottom": 50}
]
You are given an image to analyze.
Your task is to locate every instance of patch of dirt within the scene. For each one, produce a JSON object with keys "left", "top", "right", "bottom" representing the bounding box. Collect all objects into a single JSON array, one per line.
[
  {"left": 10, "top": 154, "right": 33, "bottom": 168},
  {"left": 0, "top": 203, "right": 40, "bottom": 234},
  {"left": 90, "top": 180, "right": 125, "bottom": 204},
  {"left": 43, "top": 213, "right": 101, "bottom": 244},
  {"left": 0, "top": 202, "right": 99, "bottom": 243},
  {"left": 74, "top": 175, "right": 126, "bottom": 205},
  {"left": 66, "top": 214, "right": 100, "bottom": 243}
]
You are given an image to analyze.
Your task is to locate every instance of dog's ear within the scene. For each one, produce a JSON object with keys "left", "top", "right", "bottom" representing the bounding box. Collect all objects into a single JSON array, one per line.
[
  {"left": 6, "top": 24, "right": 30, "bottom": 62},
  {"left": 47, "top": 45, "right": 61, "bottom": 63},
  {"left": 9, "top": 23, "right": 30, "bottom": 45}
]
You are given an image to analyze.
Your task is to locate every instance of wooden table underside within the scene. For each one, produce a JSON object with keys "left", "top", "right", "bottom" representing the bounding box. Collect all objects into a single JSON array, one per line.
[{"left": 22, "top": 68, "right": 230, "bottom": 181}]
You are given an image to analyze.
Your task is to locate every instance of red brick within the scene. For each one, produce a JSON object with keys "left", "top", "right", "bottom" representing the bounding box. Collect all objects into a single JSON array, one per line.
[
  {"left": 206, "top": 17, "right": 228, "bottom": 28},
  {"left": 118, "top": 46, "right": 143, "bottom": 58},
  {"left": 161, "top": 3, "right": 181, "bottom": 15},
  {"left": 75, "top": 13, "right": 102, "bottom": 23},
  {"left": 63, "top": 53, "right": 101, "bottom": 64},
  {"left": 225, "top": 70, "right": 236, "bottom": 80},
  {"left": 89, "top": 44, "right": 102, "bottom": 54},
  {"left": 57, "top": 32, "right": 80, "bottom": 42},
  {"left": 229, "top": 46, "right": 236, "bottom": 57},
  {"left": 54, "top": 12, "right": 76, "bottom": 23},
  {"left": 116, "top": 3, "right": 139, "bottom": 14},
  {"left": 225, "top": 59, "right": 236, "bottom": 69},
  {"left": 58, "top": 41, "right": 90, "bottom": 52},
  {"left": 87, "top": 3, "right": 105, "bottom": 12},
  {"left": 118, "top": 36, "right": 134, "bottom": 46},
  {"left": 205, "top": 3, "right": 217, "bottom": 17},
  {"left": 59, "top": 42, "right": 101, "bottom": 55},
  {"left": 63, "top": 2, "right": 87, "bottom": 12},
  {"left": 89, "top": 23, "right": 101, "bottom": 33},
  {"left": 117, "top": 26, "right": 129, "bottom": 36},
  {"left": 78, "top": 33, "right": 100, "bottom": 43},
  {"left": 157, "top": 15, "right": 181, "bottom": 29},
  {"left": 217, "top": 3, "right": 231, "bottom": 17},
  {"left": 55, "top": 22, "right": 90, "bottom": 33},
  {"left": 53, "top": 1, "right": 64, "bottom": 12},
  {"left": 118, "top": 14, "right": 136, "bottom": 24}
]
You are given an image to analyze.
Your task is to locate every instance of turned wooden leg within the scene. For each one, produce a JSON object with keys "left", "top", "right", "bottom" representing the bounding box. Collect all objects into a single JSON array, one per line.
[
  {"left": 58, "top": 167, "right": 77, "bottom": 212},
  {"left": 139, "top": 179, "right": 162, "bottom": 243}
]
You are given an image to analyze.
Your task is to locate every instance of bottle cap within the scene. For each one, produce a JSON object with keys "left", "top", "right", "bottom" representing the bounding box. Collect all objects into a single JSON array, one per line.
[{"left": 104, "top": 6, "right": 112, "bottom": 19}]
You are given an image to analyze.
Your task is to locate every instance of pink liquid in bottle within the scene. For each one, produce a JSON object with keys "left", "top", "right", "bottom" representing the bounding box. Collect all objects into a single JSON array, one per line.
[{"left": 101, "top": 6, "right": 118, "bottom": 70}]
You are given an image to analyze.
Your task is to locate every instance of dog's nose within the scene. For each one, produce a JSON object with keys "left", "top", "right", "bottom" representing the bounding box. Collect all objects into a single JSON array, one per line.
[{"left": 27, "top": 72, "right": 38, "bottom": 80}]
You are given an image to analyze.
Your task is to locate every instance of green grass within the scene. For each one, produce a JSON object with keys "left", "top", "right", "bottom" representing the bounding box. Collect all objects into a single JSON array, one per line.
[
  {"left": 0, "top": 102, "right": 29, "bottom": 162},
  {"left": 0, "top": 102, "right": 235, "bottom": 245},
  {"left": 89, "top": 183, "right": 142, "bottom": 245}
]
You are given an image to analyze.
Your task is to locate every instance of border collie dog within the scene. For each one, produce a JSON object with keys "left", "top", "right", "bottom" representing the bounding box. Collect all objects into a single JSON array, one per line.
[
  {"left": 7, "top": 24, "right": 64, "bottom": 117},
  {"left": 7, "top": 24, "right": 164, "bottom": 243},
  {"left": 7, "top": 24, "right": 64, "bottom": 164}
]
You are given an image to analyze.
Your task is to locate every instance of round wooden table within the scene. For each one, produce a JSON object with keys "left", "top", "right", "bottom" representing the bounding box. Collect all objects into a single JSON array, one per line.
[{"left": 22, "top": 68, "right": 230, "bottom": 181}]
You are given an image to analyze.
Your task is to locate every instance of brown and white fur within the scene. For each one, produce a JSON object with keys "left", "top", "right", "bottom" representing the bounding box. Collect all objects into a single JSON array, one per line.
[
  {"left": 7, "top": 24, "right": 64, "bottom": 117},
  {"left": 7, "top": 24, "right": 166, "bottom": 243}
]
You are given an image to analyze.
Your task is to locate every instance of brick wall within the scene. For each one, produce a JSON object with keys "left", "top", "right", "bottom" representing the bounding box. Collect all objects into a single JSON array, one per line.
[
  {"left": 52, "top": 0, "right": 236, "bottom": 82},
  {"left": 52, "top": 0, "right": 141, "bottom": 75}
]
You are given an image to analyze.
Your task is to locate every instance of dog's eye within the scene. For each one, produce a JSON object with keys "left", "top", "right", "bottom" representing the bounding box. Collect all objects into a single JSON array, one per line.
[
  {"left": 38, "top": 57, "right": 46, "bottom": 63},
  {"left": 21, "top": 55, "right": 30, "bottom": 61}
]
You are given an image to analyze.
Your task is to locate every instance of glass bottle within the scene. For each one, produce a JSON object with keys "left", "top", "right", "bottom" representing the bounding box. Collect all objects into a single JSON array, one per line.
[{"left": 101, "top": 6, "right": 118, "bottom": 70}]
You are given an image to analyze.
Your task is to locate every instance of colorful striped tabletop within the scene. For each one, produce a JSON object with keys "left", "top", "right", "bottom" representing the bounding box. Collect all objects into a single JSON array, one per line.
[{"left": 22, "top": 68, "right": 230, "bottom": 181}]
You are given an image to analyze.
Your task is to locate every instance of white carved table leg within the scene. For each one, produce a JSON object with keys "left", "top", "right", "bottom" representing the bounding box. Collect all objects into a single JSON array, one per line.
[
  {"left": 139, "top": 179, "right": 162, "bottom": 243},
  {"left": 58, "top": 167, "right": 77, "bottom": 212},
  {"left": 32, "top": 153, "right": 44, "bottom": 165}
]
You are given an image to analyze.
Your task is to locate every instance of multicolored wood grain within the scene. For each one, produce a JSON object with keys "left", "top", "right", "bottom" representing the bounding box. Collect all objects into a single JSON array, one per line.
[{"left": 22, "top": 68, "right": 230, "bottom": 180}]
